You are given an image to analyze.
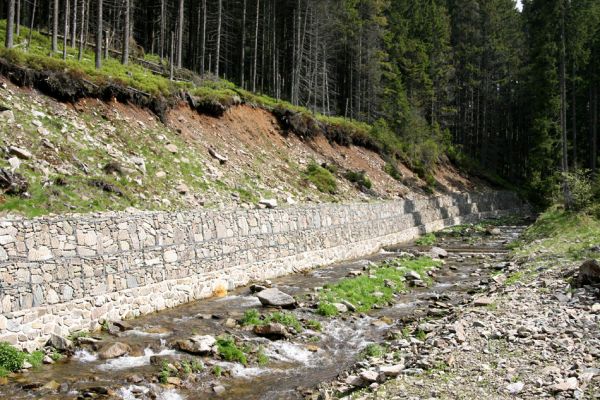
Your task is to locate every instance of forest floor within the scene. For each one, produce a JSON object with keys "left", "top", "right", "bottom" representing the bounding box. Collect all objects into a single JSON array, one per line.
[
  {"left": 0, "top": 75, "right": 479, "bottom": 217},
  {"left": 315, "top": 209, "right": 600, "bottom": 400}
]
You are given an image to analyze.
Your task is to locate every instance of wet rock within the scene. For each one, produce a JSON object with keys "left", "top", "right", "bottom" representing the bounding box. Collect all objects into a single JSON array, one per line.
[
  {"left": 406, "top": 271, "right": 421, "bottom": 281},
  {"left": 149, "top": 355, "right": 180, "bottom": 366},
  {"left": 430, "top": 247, "right": 448, "bottom": 259},
  {"left": 250, "top": 284, "right": 267, "bottom": 293},
  {"left": 42, "top": 380, "right": 61, "bottom": 391},
  {"left": 213, "top": 384, "right": 226, "bottom": 395},
  {"left": 47, "top": 334, "right": 73, "bottom": 351},
  {"left": 166, "top": 376, "right": 182, "bottom": 386},
  {"left": 175, "top": 335, "right": 216, "bottom": 355},
  {"left": 253, "top": 323, "right": 289, "bottom": 339},
  {"left": 256, "top": 288, "right": 296, "bottom": 308},
  {"left": 576, "top": 259, "right": 600, "bottom": 286},
  {"left": 97, "top": 342, "right": 131, "bottom": 359}
]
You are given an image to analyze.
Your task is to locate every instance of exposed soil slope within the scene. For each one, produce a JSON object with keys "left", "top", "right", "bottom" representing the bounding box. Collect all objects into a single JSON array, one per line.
[{"left": 0, "top": 75, "right": 479, "bottom": 217}]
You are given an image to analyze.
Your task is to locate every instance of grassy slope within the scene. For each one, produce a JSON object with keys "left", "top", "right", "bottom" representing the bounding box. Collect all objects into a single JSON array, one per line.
[{"left": 505, "top": 207, "right": 600, "bottom": 285}]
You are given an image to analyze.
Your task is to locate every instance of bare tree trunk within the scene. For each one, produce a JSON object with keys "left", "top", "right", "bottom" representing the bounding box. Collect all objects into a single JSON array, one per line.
[
  {"left": 95, "top": 0, "right": 102, "bottom": 69},
  {"left": 177, "top": 0, "right": 184, "bottom": 68},
  {"left": 593, "top": 84, "right": 598, "bottom": 173},
  {"left": 27, "top": 0, "right": 36, "bottom": 50},
  {"left": 215, "top": 0, "right": 222, "bottom": 76},
  {"left": 15, "top": 0, "right": 20, "bottom": 37},
  {"left": 71, "top": 0, "right": 77, "bottom": 47},
  {"left": 572, "top": 62, "right": 577, "bottom": 168},
  {"left": 201, "top": 0, "right": 206, "bottom": 74},
  {"left": 252, "top": 0, "right": 260, "bottom": 92},
  {"left": 5, "top": 0, "right": 15, "bottom": 48},
  {"left": 52, "top": 0, "right": 59, "bottom": 53},
  {"left": 560, "top": 1, "right": 572, "bottom": 208},
  {"left": 121, "top": 0, "right": 130, "bottom": 64},
  {"left": 78, "top": 0, "right": 85, "bottom": 60},
  {"left": 170, "top": 32, "right": 175, "bottom": 80},
  {"left": 240, "top": 0, "right": 247, "bottom": 88},
  {"left": 160, "top": 0, "right": 165, "bottom": 62},
  {"left": 63, "top": 0, "right": 69, "bottom": 60}
]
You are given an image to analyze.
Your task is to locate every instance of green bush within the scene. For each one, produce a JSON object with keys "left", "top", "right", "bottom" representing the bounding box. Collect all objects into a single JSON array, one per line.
[
  {"left": 305, "top": 161, "right": 337, "bottom": 194},
  {"left": 344, "top": 170, "right": 372, "bottom": 190},
  {"left": 0, "top": 342, "right": 25, "bottom": 373},
  {"left": 384, "top": 160, "right": 403, "bottom": 181},
  {"left": 554, "top": 169, "right": 594, "bottom": 211}
]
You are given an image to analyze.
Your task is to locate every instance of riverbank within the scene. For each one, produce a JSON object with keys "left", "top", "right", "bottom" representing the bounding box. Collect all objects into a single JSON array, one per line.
[{"left": 340, "top": 208, "right": 600, "bottom": 399}]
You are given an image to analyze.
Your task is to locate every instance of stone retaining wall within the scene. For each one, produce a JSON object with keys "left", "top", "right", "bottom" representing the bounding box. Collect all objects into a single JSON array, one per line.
[{"left": 0, "top": 191, "right": 526, "bottom": 350}]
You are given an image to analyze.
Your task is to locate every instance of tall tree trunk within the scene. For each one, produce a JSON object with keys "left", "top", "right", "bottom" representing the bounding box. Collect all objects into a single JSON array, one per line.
[
  {"left": 572, "top": 62, "right": 577, "bottom": 167},
  {"left": 95, "top": 0, "right": 102, "bottom": 69},
  {"left": 63, "top": 0, "right": 69, "bottom": 60},
  {"left": 52, "top": 0, "right": 59, "bottom": 53},
  {"left": 240, "top": 0, "right": 247, "bottom": 88},
  {"left": 559, "top": 0, "right": 572, "bottom": 208},
  {"left": 177, "top": 0, "right": 184, "bottom": 68},
  {"left": 200, "top": 0, "right": 206, "bottom": 74},
  {"left": 15, "top": 0, "right": 20, "bottom": 37},
  {"left": 121, "top": 0, "right": 130, "bottom": 64},
  {"left": 71, "top": 0, "right": 77, "bottom": 47},
  {"left": 252, "top": 0, "right": 260, "bottom": 92},
  {"left": 27, "top": 0, "right": 36, "bottom": 50},
  {"left": 5, "top": 0, "right": 15, "bottom": 48},
  {"left": 78, "top": 0, "right": 85, "bottom": 60},
  {"left": 593, "top": 84, "right": 598, "bottom": 173},
  {"left": 160, "top": 0, "right": 165, "bottom": 62},
  {"left": 170, "top": 32, "right": 175, "bottom": 80},
  {"left": 215, "top": 0, "right": 222, "bottom": 76}
]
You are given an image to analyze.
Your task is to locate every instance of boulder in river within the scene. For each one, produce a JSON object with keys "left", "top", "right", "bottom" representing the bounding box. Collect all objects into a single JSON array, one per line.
[
  {"left": 430, "top": 246, "right": 448, "bottom": 259},
  {"left": 175, "top": 335, "right": 216, "bottom": 355},
  {"left": 256, "top": 288, "right": 296, "bottom": 308},
  {"left": 47, "top": 334, "right": 73, "bottom": 352},
  {"left": 98, "top": 342, "right": 131, "bottom": 359},
  {"left": 253, "top": 323, "right": 290, "bottom": 339},
  {"left": 576, "top": 259, "right": 600, "bottom": 287}
]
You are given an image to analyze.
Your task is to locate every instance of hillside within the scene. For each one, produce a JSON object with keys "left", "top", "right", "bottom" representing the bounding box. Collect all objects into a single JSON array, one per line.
[{"left": 0, "top": 74, "right": 478, "bottom": 217}]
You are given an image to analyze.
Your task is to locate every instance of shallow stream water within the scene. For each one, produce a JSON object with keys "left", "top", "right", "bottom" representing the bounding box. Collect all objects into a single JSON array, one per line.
[{"left": 0, "top": 221, "right": 527, "bottom": 400}]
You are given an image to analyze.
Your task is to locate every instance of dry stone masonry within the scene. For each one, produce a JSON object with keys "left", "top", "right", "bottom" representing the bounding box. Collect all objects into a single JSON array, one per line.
[{"left": 0, "top": 191, "right": 526, "bottom": 350}]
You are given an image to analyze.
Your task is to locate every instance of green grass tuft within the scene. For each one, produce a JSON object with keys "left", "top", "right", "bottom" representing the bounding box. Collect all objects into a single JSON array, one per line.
[
  {"left": 216, "top": 336, "right": 248, "bottom": 366},
  {"left": 304, "top": 161, "right": 337, "bottom": 194}
]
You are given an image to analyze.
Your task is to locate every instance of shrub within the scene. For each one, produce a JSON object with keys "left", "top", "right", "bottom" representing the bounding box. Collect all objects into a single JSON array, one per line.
[
  {"left": 305, "top": 161, "right": 337, "bottom": 194},
  {"left": 344, "top": 170, "right": 372, "bottom": 190},
  {"left": 384, "top": 160, "right": 403, "bottom": 181},
  {"left": 554, "top": 169, "right": 594, "bottom": 211},
  {"left": 0, "top": 342, "right": 25, "bottom": 373}
]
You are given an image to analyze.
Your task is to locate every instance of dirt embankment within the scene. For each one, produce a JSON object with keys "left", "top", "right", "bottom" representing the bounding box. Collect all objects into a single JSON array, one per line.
[{"left": 0, "top": 73, "right": 481, "bottom": 217}]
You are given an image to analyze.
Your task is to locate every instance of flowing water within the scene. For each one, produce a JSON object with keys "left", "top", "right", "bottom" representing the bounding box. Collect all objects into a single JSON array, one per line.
[{"left": 0, "top": 221, "right": 527, "bottom": 400}]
